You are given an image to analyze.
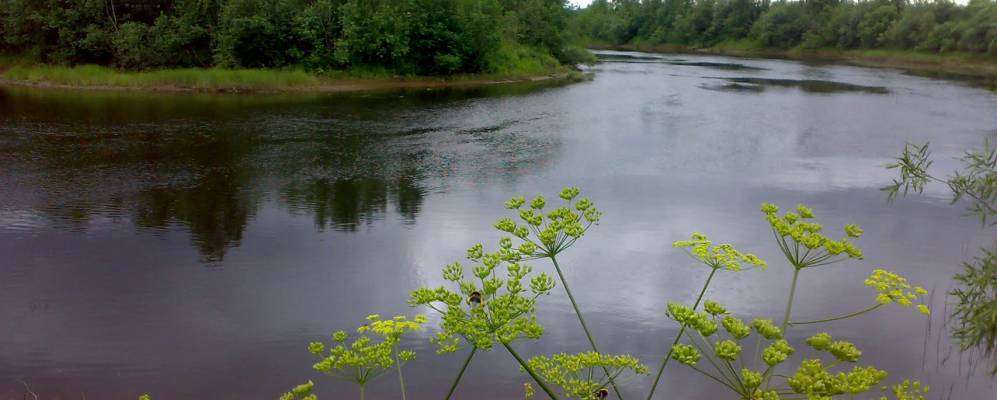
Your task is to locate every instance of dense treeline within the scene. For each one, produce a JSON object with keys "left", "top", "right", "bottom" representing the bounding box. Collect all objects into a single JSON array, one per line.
[
  {"left": 0, "top": 0, "right": 578, "bottom": 75},
  {"left": 570, "top": 0, "right": 997, "bottom": 54}
]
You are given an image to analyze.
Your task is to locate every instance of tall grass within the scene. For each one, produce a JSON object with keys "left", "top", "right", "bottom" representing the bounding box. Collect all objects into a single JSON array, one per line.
[
  {"left": 1, "top": 64, "right": 319, "bottom": 90},
  {"left": 483, "top": 42, "right": 565, "bottom": 78}
]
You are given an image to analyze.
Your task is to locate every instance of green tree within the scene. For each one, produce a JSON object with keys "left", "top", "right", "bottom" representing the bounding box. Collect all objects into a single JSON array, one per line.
[
  {"left": 857, "top": 3, "right": 898, "bottom": 47},
  {"left": 751, "top": 2, "right": 808, "bottom": 48}
]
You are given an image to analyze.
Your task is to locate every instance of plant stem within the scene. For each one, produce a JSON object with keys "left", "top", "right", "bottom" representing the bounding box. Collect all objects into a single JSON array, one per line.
[
  {"left": 790, "top": 304, "right": 884, "bottom": 325},
  {"left": 395, "top": 353, "right": 407, "bottom": 400},
  {"left": 763, "top": 267, "right": 803, "bottom": 389},
  {"left": 781, "top": 268, "right": 802, "bottom": 331},
  {"left": 359, "top": 384, "right": 365, "bottom": 400},
  {"left": 445, "top": 347, "right": 477, "bottom": 400},
  {"left": 501, "top": 341, "right": 560, "bottom": 400},
  {"left": 687, "top": 365, "right": 740, "bottom": 392},
  {"left": 549, "top": 255, "right": 624, "bottom": 399},
  {"left": 646, "top": 268, "right": 718, "bottom": 400}
]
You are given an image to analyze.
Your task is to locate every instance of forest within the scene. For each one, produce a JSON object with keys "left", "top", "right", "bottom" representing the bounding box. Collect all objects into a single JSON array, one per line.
[
  {"left": 1, "top": 0, "right": 995, "bottom": 78},
  {"left": 570, "top": 0, "right": 997, "bottom": 54},
  {"left": 0, "top": 0, "right": 580, "bottom": 75}
]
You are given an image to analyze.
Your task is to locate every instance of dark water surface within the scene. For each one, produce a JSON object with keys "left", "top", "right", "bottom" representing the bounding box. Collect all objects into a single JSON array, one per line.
[{"left": 2, "top": 51, "right": 996, "bottom": 399}]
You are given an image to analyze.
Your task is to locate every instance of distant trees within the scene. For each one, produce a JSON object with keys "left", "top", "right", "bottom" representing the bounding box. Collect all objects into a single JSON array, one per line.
[
  {"left": 569, "top": 0, "right": 997, "bottom": 54},
  {"left": 0, "top": 0, "right": 576, "bottom": 74}
]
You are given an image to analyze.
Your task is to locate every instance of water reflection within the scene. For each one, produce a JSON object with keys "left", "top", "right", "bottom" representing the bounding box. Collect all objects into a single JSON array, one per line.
[
  {"left": 596, "top": 52, "right": 766, "bottom": 70},
  {"left": 281, "top": 177, "right": 424, "bottom": 232},
  {"left": 0, "top": 84, "right": 561, "bottom": 260},
  {"left": 132, "top": 169, "right": 261, "bottom": 262},
  {"left": 702, "top": 77, "right": 890, "bottom": 94}
]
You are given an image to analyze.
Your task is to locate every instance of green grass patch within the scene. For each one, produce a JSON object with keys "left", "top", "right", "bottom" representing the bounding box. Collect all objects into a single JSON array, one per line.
[
  {"left": 0, "top": 57, "right": 574, "bottom": 92},
  {"left": 483, "top": 42, "right": 566, "bottom": 78},
  {"left": 1, "top": 64, "right": 320, "bottom": 90}
]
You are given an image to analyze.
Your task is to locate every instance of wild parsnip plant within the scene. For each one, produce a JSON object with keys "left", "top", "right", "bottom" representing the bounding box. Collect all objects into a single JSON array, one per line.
[
  {"left": 283, "top": 314, "right": 426, "bottom": 400},
  {"left": 645, "top": 234, "right": 767, "bottom": 399},
  {"left": 664, "top": 203, "right": 931, "bottom": 399},
  {"left": 498, "top": 188, "right": 629, "bottom": 397},
  {"left": 284, "top": 190, "right": 938, "bottom": 400},
  {"left": 408, "top": 235, "right": 558, "bottom": 399}
]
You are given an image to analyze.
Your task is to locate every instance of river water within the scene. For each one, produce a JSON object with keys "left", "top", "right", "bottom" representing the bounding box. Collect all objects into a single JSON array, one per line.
[{"left": 1, "top": 51, "right": 995, "bottom": 399}]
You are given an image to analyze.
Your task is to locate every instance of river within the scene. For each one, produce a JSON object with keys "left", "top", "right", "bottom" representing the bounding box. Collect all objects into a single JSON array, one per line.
[{"left": 1, "top": 51, "right": 995, "bottom": 399}]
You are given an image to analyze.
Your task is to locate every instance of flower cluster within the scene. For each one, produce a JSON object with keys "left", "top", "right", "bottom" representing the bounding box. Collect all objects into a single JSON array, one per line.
[
  {"left": 670, "top": 344, "right": 701, "bottom": 366},
  {"left": 409, "top": 239, "right": 556, "bottom": 353},
  {"left": 762, "top": 339, "right": 794, "bottom": 366},
  {"left": 760, "top": 203, "right": 864, "bottom": 268},
  {"left": 279, "top": 381, "right": 316, "bottom": 400},
  {"left": 864, "top": 269, "right": 931, "bottom": 315},
  {"left": 308, "top": 314, "right": 425, "bottom": 387},
  {"left": 704, "top": 300, "right": 727, "bottom": 315},
  {"left": 498, "top": 187, "right": 602, "bottom": 258},
  {"left": 713, "top": 340, "right": 742, "bottom": 360},
  {"left": 777, "top": 333, "right": 894, "bottom": 399},
  {"left": 751, "top": 319, "right": 783, "bottom": 340},
  {"left": 668, "top": 301, "right": 795, "bottom": 400},
  {"left": 526, "top": 352, "right": 648, "bottom": 399},
  {"left": 673, "top": 233, "right": 767, "bottom": 271},
  {"left": 666, "top": 303, "right": 717, "bottom": 337},
  {"left": 880, "top": 379, "right": 929, "bottom": 400},
  {"left": 722, "top": 316, "right": 751, "bottom": 339},
  {"left": 787, "top": 359, "right": 887, "bottom": 399},
  {"left": 805, "top": 332, "right": 862, "bottom": 363}
]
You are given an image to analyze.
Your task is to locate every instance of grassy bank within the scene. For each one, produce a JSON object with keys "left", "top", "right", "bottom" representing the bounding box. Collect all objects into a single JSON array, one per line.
[
  {"left": 0, "top": 55, "right": 576, "bottom": 93},
  {"left": 0, "top": 64, "right": 319, "bottom": 91},
  {"left": 588, "top": 41, "right": 997, "bottom": 87}
]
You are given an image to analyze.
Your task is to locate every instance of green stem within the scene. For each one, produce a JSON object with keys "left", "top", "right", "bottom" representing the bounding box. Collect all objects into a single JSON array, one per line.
[
  {"left": 549, "top": 255, "right": 624, "bottom": 399},
  {"left": 359, "top": 384, "right": 365, "bottom": 400},
  {"left": 790, "top": 304, "right": 884, "bottom": 325},
  {"left": 501, "top": 341, "right": 560, "bottom": 400},
  {"left": 781, "top": 268, "right": 802, "bottom": 331},
  {"left": 445, "top": 347, "right": 477, "bottom": 400},
  {"left": 646, "top": 268, "right": 718, "bottom": 400},
  {"left": 687, "top": 364, "right": 740, "bottom": 392},
  {"left": 395, "top": 353, "right": 407, "bottom": 400},
  {"left": 763, "top": 267, "right": 803, "bottom": 388}
]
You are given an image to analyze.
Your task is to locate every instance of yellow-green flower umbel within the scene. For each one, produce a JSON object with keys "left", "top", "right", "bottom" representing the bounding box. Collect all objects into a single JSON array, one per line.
[
  {"left": 760, "top": 202, "right": 864, "bottom": 269},
  {"left": 307, "top": 314, "right": 426, "bottom": 400},
  {"left": 527, "top": 352, "right": 648, "bottom": 399},
  {"left": 864, "top": 269, "right": 931, "bottom": 315},
  {"left": 673, "top": 233, "right": 767, "bottom": 271}
]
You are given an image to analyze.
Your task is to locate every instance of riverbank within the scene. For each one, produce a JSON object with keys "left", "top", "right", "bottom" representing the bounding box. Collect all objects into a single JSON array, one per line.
[
  {"left": 0, "top": 60, "right": 584, "bottom": 94},
  {"left": 588, "top": 42, "right": 997, "bottom": 88}
]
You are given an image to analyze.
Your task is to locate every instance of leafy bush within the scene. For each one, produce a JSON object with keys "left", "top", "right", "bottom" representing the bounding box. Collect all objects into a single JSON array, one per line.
[
  {"left": 290, "top": 0, "right": 342, "bottom": 71},
  {"left": 0, "top": 0, "right": 113, "bottom": 64},
  {"left": 214, "top": 0, "right": 302, "bottom": 68},
  {"left": 0, "top": 0, "right": 575, "bottom": 76},
  {"left": 111, "top": 22, "right": 154, "bottom": 70},
  {"left": 751, "top": 2, "right": 808, "bottom": 49},
  {"left": 858, "top": 4, "right": 898, "bottom": 48}
]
